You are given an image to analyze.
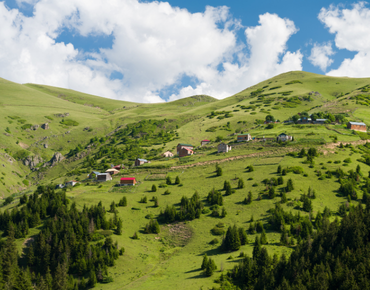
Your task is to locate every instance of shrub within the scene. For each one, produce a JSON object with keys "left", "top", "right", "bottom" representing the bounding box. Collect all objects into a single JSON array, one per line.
[
  {"left": 60, "top": 119, "right": 79, "bottom": 126},
  {"left": 209, "top": 238, "right": 219, "bottom": 245}
]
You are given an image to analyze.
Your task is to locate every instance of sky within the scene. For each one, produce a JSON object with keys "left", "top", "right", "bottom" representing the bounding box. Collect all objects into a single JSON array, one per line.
[{"left": 1, "top": 0, "right": 370, "bottom": 103}]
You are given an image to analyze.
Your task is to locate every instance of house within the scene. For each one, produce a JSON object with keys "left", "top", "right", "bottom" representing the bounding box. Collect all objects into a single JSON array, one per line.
[
  {"left": 55, "top": 184, "right": 65, "bottom": 189},
  {"left": 237, "top": 133, "right": 252, "bottom": 142},
  {"left": 105, "top": 168, "right": 120, "bottom": 175},
  {"left": 65, "top": 180, "right": 78, "bottom": 187},
  {"left": 218, "top": 143, "right": 231, "bottom": 153},
  {"left": 97, "top": 173, "right": 112, "bottom": 182},
  {"left": 314, "top": 119, "right": 327, "bottom": 124},
  {"left": 120, "top": 177, "right": 137, "bottom": 186},
  {"left": 162, "top": 151, "right": 174, "bottom": 158},
  {"left": 347, "top": 122, "right": 367, "bottom": 132},
  {"left": 277, "top": 133, "right": 293, "bottom": 142},
  {"left": 135, "top": 158, "right": 150, "bottom": 166},
  {"left": 113, "top": 164, "right": 124, "bottom": 170},
  {"left": 298, "top": 117, "right": 312, "bottom": 124},
  {"left": 201, "top": 139, "right": 210, "bottom": 146},
  {"left": 179, "top": 147, "right": 194, "bottom": 157},
  {"left": 177, "top": 143, "right": 193, "bottom": 155},
  {"left": 88, "top": 171, "right": 100, "bottom": 179}
]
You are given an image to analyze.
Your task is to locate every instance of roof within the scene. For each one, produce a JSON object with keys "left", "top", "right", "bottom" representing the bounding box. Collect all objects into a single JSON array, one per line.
[
  {"left": 106, "top": 168, "right": 119, "bottom": 172},
  {"left": 136, "top": 158, "right": 147, "bottom": 162},
  {"left": 182, "top": 148, "right": 193, "bottom": 152},
  {"left": 316, "top": 119, "right": 327, "bottom": 121},
  {"left": 91, "top": 171, "right": 100, "bottom": 175},
  {"left": 278, "top": 133, "right": 287, "bottom": 136},
  {"left": 201, "top": 139, "right": 210, "bottom": 142},
  {"left": 349, "top": 122, "right": 366, "bottom": 126},
  {"left": 163, "top": 150, "right": 173, "bottom": 153},
  {"left": 178, "top": 143, "right": 193, "bottom": 147},
  {"left": 237, "top": 133, "right": 250, "bottom": 136},
  {"left": 120, "top": 177, "right": 136, "bottom": 181},
  {"left": 97, "top": 173, "right": 110, "bottom": 176}
]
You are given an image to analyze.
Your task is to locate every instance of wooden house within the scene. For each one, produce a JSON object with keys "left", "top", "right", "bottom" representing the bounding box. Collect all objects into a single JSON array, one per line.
[
  {"left": 120, "top": 177, "right": 137, "bottom": 186},
  {"left": 135, "top": 158, "right": 149, "bottom": 166},
  {"left": 113, "top": 164, "right": 124, "bottom": 170},
  {"left": 97, "top": 173, "right": 112, "bottom": 182},
  {"left": 106, "top": 168, "right": 119, "bottom": 175},
  {"left": 276, "top": 133, "right": 292, "bottom": 142},
  {"left": 347, "top": 122, "right": 367, "bottom": 132},
  {"left": 179, "top": 147, "right": 194, "bottom": 157},
  {"left": 237, "top": 133, "right": 252, "bottom": 142},
  {"left": 65, "top": 180, "right": 78, "bottom": 187},
  {"left": 201, "top": 139, "right": 210, "bottom": 146},
  {"left": 88, "top": 171, "right": 100, "bottom": 179},
  {"left": 162, "top": 151, "right": 174, "bottom": 158},
  {"left": 177, "top": 143, "right": 193, "bottom": 155},
  {"left": 218, "top": 143, "right": 231, "bottom": 153}
]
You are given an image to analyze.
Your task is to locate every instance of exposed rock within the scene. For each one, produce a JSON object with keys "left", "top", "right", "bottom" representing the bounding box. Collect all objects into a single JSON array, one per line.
[
  {"left": 31, "top": 125, "right": 39, "bottom": 130},
  {"left": 41, "top": 123, "right": 49, "bottom": 130},
  {"left": 54, "top": 112, "right": 70, "bottom": 118},
  {"left": 48, "top": 152, "right": 64, "bottom": 167},
  {"left": 44, "top": 144, "right": 48, "bottom": 148},
  {"left": 83, "top": 127, "right": 90, "bottom": 131},
  {"left": 23, "top": 155, "right": 43, "bottom": 170},
  {"left": 108, "top": 125, "right": 124, "bottom": 136},
  {"left": 65, "top": 131, "right": 70, "bottom": 134}
]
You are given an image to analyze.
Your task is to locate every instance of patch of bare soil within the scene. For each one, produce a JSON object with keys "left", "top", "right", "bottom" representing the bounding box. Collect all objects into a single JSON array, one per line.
[
  {"left": 18, "top": 142, "right": 29, "bottom": 149},
  {"left": 166, "top": 222, "right": 193, "bottom": 247},
  {"left": 323, "top": 139, "right": 370, "bottom": 150}
]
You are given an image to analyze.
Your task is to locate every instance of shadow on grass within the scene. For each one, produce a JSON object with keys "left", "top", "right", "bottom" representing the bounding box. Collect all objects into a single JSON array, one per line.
[
  {"left": 199, "top": 247, "right": 223, "bottom": 257},
  {"left": 185, "top": 268, "right": 201, "bottom": 274},
  {"left": 206, "top": 175, "right": 219, "bottom": 179},
  {"left": 186, "top": 273, "right": 205, "bottom": 279}
]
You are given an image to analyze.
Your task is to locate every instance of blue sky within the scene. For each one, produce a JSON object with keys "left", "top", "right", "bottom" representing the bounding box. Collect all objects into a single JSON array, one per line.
[{"left": 0, "top": 0, "right": 369, "bottom": 102}]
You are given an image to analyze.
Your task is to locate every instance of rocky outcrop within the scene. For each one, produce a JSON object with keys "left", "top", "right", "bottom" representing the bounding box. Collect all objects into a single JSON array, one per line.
[
  {"left": 31, "top": 125, "right": 39, "bottom": 130},
  {"left": 41, "top": 123, "right": 49, "bottom": 130},
  {"left": 54, "top": 113, "right": 69, "bottom": 118},
  {"left": 48, "top": 152, "right": 64, "bottom": 167},
  {"left": 44, "top": 144, "right": 48, "bottom": 148},
  {"left": 23, "top": 155, "right": 43, "bottom": 170}
]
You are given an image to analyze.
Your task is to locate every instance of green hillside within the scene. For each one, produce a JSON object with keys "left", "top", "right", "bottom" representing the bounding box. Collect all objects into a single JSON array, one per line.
[{"left": 1, "top": 71, "right": 370, "bottom": 289}]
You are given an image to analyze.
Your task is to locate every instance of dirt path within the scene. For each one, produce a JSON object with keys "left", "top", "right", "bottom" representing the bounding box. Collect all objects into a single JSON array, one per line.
[
  {"left": 170, "top": 147, "right": 298, "bottom": 170},
  {"left": 170, "top": 139, "right": 370, "bottom": 170}
]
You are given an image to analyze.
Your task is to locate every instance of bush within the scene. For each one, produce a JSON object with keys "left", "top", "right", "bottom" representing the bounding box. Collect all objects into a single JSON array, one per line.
[
  {"left": 209, "top": 238, "right": 219, "bottom": 245},
  {"left": 60, "top": 119, "right": 79, "bottom": 126},
  {"left": 22, "top": 180, "right": 29, "bottom": 186}
]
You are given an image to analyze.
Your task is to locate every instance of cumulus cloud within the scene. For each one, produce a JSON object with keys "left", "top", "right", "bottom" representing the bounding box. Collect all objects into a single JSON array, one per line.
[
  {"left": 308, "top": 42, "right": 334, "bottom": 71},
  {"left": 0, "top": 1, "right": 302, "bottom": 102},
  {"left": 319, "top": 2, "right": 370, "bottom": 77}
]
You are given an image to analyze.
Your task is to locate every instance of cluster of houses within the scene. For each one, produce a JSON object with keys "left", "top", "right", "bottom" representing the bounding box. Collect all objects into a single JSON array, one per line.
[
  {"left": 237, "top": 133, "right": 293, "bottom": 143},
  {"left": 287, "top": 117, "right": 368, "bottom": 132}
]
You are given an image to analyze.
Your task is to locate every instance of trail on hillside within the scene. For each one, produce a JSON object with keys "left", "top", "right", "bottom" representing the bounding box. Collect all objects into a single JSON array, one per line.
[
  {"left": 170, "top": 139, "right": 370, "bottom": 170},
  {"left": 170, "top": 147, "right": 298, "bottom": 170}
]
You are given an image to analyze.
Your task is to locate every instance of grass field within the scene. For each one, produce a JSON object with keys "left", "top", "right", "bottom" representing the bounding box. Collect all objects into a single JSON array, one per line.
[{"left": 1, "top": 71, "right": 370, "bottom": 289}]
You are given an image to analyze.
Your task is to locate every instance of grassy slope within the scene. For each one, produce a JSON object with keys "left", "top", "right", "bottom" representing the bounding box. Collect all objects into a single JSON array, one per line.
[{"left": 1, "top": 71, "right": 370, "bottom": 289}]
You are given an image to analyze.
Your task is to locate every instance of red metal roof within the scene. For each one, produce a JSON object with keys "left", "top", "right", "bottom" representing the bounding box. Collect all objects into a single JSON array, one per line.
[
  {"left": 120, "top": 177, "right": 136, "bottom": 181},
  {"left": 202, "top": 139, "right": 210, "bottom": 142}
]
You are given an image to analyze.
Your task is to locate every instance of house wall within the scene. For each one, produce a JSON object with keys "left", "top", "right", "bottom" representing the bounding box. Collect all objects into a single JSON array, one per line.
[
  {"left": 348, "top": 124, "right": 367, "bottom": 132},
  {"left": 179, "top": 148, "right": 193, "bottom": 157}
]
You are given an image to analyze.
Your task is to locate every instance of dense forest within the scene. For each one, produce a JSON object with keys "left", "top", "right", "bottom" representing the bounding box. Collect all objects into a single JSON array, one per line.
[
  {"left": 214, "top": 201, "right": 370, "bottom": 289},
  {"left": 0, "top": 185, "right": 123, "bottom": 289}
]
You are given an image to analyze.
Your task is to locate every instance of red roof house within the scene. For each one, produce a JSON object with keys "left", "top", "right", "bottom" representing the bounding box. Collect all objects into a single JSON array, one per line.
[
  {"left": 201, "top": 139, "right": 210, "bottom": 146},
  {"left": 179, "top": 147, "right": 194, "bottom": 157},
  {"left": 120, "top": 177, "right": 137, "bottom": 186}
]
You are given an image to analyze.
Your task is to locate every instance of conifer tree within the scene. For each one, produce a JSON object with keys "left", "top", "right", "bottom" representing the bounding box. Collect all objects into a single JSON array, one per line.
[
  {"left": 247, "top": 191, "right": 253, "bottom": 204},
  {"left": 175, "top": 176, "right": 180, "bottom": 184},
  {"left": 201, "top": 254, "right": 208, "bottom": 270},
  {"left": 281, "top": 192, "right": 287, "bottom": 203},
  {"left": 252, "top": 236, "right": 261, "bottom": 260},
  {"left": 269, "top": 187, "right": 275, "bottom": 199},
  {"left": 216, "top": 166, "right": 223, "bottom": 176},
  {"left": 166, "top": 176, "right": 172, "bottom": 185},
  {"left": 286, "top": 179, "right": 294, "bottom": 192},
  {"left": 238, "top": 227, "right": 248, "bottom": 245},
  {"left": 221, "top": 207, "right": 227, "bottom": 218},
  {"left": 53, "top": 262, "right": 68, "bottom": 290},
  {"left": 260, "top": 228, "right": 268, "bottom": 245},
  {"left": 88, "top": 269, "right": 97, "bottom": 288},
  {"left": 152, "top": 184, "right": 157, "bottom": 192},
  {"left": 277, "top": 165, "right": 282, "bottom": 174},
  {"left": 238, "top": 178, "right": 245, "bottom": 189},
  {"left": 116, "top": 218, "right": 123, "bottom": 235}
]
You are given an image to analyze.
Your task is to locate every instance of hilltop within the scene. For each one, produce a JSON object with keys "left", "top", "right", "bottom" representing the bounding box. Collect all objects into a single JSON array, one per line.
[{"left": 1, "top": 71, "right": 370, "bottom": 289}]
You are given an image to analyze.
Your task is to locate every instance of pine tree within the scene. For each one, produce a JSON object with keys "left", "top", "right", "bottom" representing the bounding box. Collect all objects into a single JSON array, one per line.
[
  {"left": 252, "top": 236, "right": 261, "bottom": 260},
  {"left": 277, "top": 165, "right": 282, "bottom": 174},
  {"left": 88, "top": 269, "right": 97, "bottom": 288},
  {"left": 269, "top": 187, "right": 275, "bottom": 199},
  {"left": 238, "top": 227, "right": 248, "bottom": 245},
  {"left": 201, "top": 254, "right": 208, "bottom": 270},
  {"left": 238, "top": 178, "right": 245, "bottom": 189},
  {"left": 260, "top": 228, "right": 268, "bottom": 245},
  {"left": 152, "top": 184, "right": 157, "bottom": 192},
  {"left": 175, "top": 176, "right": 180, "bottom": 184},
  {"left": 286, "top": 179, "right": 294, "bottom": 192},
  {"left": 166, "top": 176, "right": 172, "bottom": 185},
  {"left": 53, "top": 262, "right": 68, "bottom": 290},
  {"left": 216, "top": 167, "right": 223, "bottom": 176},
  {"left": 221, "top": 207, "right": 227, "bottom": 218},
  {"left": 247, "top": 191, "right": 253, "bottom": 204},
  {"left": 116, "top": 218, "right": 123, "bottom": 235},
  {"left": 281, "top": 192, "right": 287, "bottom": 203}
]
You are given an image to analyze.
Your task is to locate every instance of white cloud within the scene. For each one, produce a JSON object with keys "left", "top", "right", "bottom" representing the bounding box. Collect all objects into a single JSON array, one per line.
[
  {"left": 0, "top": 1, "right": 303, "bottom": 102},
  {"left": 319, "top": 2, "right": 370, "bottom": 77},
  {"left": 308, "top": 42, "right": 334, "bottom": 71}
]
